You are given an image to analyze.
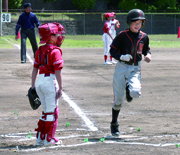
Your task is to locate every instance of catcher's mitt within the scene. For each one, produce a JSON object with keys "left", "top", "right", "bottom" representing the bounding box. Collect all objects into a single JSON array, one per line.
[
  {"left": 27, "top": 87, "right": 41, "bottom": 110},
  {"left": 115, "top": 20, "right": 120, "bottom": 29}
]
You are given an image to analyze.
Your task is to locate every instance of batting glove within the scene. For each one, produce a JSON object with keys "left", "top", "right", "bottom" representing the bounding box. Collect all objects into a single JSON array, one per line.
[{"left": 120, "top": 54, "right": 133, "bottom": 62}]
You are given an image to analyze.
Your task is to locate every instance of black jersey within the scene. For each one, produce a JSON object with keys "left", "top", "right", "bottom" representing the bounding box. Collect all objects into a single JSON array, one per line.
[{"left": 110, "top": 28, "right": 151, "bottom": 63}]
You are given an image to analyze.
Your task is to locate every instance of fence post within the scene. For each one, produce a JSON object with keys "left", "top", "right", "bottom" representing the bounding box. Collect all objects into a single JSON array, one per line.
[
  {"left": 151, "top": 14, "right": 152, "bottom": 34},
  {"left": 0, "top": 0, "right": 2, "bottom": 36},
  {"left": 174, "top": 14, "right": 176, "bottom": 34},
  {"left": 84, "top": 13, "right": 85, "bottom": 35},
  {"left": 62, "top": 13, "right": 63, "bottom": 25}
]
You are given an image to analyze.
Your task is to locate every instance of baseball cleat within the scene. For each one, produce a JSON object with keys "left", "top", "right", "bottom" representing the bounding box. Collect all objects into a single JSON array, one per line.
[
  {"left": 109, "top": 60, "right": 117, "bottom": 64},
  {"left": 110, "top": 122, "right": 120, "bottom": 136},
  {"left": 126, "top": 84, "right": 133, "bottom": 102},
  {"left": 44, "top": 138, "right": 62, "bottom": 146},
  {"left": 35, "top": 132, "right": 44, "bottom": 146},
  {"left": 21, "top": 60, "right": 26, "bottom": 63},
  {"left": 35, "top": 139, "right": 44, "bottom": 146},
  {"left": 104, "top": 61, "right": 112, "bottom": 65}
]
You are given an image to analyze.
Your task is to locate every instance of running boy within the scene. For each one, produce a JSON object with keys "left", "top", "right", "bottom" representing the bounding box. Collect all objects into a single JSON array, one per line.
[
  {"left": 102, "top": 12, "right": 114, "bottom": 65},
  {"left": 109, "top": 9, "right": 151, "bottom": 136},
  {"left": 31, "top": 22, "right": 65, "bottom": 145}
]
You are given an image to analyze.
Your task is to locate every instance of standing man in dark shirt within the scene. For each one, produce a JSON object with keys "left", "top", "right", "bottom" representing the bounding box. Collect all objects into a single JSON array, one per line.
[{"left": 15, "top": 3, "right": 40, "bottom": 63}]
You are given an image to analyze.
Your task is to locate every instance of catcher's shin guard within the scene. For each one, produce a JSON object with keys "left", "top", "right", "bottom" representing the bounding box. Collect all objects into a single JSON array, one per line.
[
  {"left": 42, "top": 108, "right": 59, "bottom": 143},
  {"left": 35, "top": 119, "right": 45, "bottom": 140}
]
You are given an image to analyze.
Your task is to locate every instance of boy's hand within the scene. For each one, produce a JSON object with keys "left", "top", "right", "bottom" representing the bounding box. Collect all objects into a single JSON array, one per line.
[
  {"left": 120, "top": 54, "right": 133, "bottom": 62},
  {"left": 144, "top": 53, "right": 151, "bottom": 63},
  {"left": 56, "top": 88, "right": 62, "bottom": 99}
]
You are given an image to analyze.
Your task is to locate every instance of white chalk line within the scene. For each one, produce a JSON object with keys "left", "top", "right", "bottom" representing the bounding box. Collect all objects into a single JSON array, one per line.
[
  {"left": 1, "top": 133, "right": 180, "bottom": 152},
  {"left": 62, "top": 92, "right": 98, "bottom": 131},
  {"left": 18, "top": 140, "right": 180, "bottom": 152},
  {"left": 16, "top": 133, "right": 180, "bottom": 152},
  {"left": 2, "top": 38, "right": 98, "bottom": 131},
  {"left": 3, "top": 134, "right": 91, "bottom": 142},
  {"left": 0, "top": 128, "right": 87, "bottom": 137}
]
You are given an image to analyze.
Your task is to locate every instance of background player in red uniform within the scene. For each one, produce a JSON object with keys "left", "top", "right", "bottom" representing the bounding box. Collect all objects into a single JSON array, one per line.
[
  {"left": 102, "top": 13, "right": 114, "bottom": 65},
  {"left": 109, "top": 12, "right": 120, "bottom": 64},
  {"left": 31, "top": 22, "right": 65, "bottom": 145},
  {"left": 109, "top": 9, "right": 151, "bottom": 136},
  {"left": 110, "top": 12, "right": 120, "bottom": 39}
]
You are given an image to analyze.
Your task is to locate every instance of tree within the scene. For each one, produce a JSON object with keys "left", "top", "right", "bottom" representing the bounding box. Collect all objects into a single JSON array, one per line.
[
  {"left": 118, "top": 0, "right": 177, "bottom": 11},
  {"left": 152, "top": 0, "right": 177, "bottom": 10},
  {"left": 72, "top": 0, "right": 96, "bottom": 10},
  {"left": 42, "top": 0, "right": 57, "bottom": 3},
  {"left": 107, "top": 0, "right": 120, "bottom": 10},
  {"left": 118, "top": 0, "right": 148, "bottom": 10},
  {"left": 8, "top": 0, "right": 23, "bottom": 9}
]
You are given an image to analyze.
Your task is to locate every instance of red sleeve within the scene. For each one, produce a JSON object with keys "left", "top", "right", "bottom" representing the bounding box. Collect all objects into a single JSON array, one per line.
[
  {"left": 103, "top": 22, "right": 110, "bottom": 33},
  {"left": 33, "top": 49, "right": 40, "bottom": 68},
  {"left": 105, "top": 22, "right": 110, "bottom": 30},
  {"left": 51, "top": 49, "right": 64, "bottom": 71}
]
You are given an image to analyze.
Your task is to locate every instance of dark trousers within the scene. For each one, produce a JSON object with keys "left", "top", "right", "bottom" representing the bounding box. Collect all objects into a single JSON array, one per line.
[{"left": 20, "top": 29, "right": 38, "bottom": 62}]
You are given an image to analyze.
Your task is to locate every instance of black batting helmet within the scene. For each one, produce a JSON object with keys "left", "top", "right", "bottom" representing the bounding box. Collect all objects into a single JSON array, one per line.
[{"left": 127, "top": 9, "right": 146, "bottom": 26}]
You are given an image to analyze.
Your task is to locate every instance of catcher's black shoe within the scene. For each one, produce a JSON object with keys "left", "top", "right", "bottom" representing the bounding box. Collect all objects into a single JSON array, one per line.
[
  {"left": 110, "top": 122, "right": 120, "bottom": 136},
  {"left": 126, "top": 84, "right": 133, "bottom": 102}
]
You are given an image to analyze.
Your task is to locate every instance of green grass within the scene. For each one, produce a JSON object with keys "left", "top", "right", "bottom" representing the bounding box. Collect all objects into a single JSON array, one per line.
[{"left": 1, "top": 34, "right": 180, "bottom": 49}]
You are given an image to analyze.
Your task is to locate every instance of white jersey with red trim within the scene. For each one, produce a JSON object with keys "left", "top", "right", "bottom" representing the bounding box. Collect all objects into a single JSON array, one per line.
[{"left": 110, "top": 19, "right": 118, "bottom": 38}]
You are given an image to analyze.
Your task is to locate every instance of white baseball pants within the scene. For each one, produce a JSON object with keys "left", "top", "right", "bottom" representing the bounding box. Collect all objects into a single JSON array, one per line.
[
  {"left": 112, "top": 61, "right": 142, "bottom": 110},
  {"left": 102, "top": 33, "right": 112, "bottom": 56},
  {"left": 35, "top": 73, "right": 59, "bottom": 113}
]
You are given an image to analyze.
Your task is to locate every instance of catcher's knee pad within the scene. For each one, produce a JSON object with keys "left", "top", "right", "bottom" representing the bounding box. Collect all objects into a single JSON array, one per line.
[
  {"left": 112, "top": 96, "right": 124, "bottom": 110},
  {"left": 130, "top": 88, "right": 141, "bottom": 98}
]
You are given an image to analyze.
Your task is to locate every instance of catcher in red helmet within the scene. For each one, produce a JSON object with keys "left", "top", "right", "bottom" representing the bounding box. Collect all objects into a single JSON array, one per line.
[{"left": 31, "top": 22, "right": 65, "bottom": 146}]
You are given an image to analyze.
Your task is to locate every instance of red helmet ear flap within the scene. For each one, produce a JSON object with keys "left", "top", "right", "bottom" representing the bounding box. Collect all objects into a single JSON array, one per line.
[{"left": 56, "top": 35, "right": 65, "bottom": 47}]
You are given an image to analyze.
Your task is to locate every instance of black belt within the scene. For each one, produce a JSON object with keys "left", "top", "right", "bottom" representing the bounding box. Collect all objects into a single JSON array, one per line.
[
  {"left": 121, "top": 61, "right": 139, "bottom": 66},
  {"left": 44, "top": 73, "right": 50, "bottom": 77},
  {"left": 22, "top": 28, "right": 34, "bottom": 30}
]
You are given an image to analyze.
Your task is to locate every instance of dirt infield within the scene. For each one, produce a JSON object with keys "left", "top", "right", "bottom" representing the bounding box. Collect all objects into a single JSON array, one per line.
[{"left": 0, "top": 46, "right": 180, "bottom": 155}]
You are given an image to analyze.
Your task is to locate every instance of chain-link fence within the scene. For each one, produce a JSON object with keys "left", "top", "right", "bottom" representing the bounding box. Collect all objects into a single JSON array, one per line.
[{"left": 3, "top": 12, "right": 180, "bottom": 35}]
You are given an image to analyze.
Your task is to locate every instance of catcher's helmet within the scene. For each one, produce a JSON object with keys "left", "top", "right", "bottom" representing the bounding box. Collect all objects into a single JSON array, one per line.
[
  {"left": 127, "top": 9, "right": 146, "bottom": 26},
  {"left": 39, "top": 22, "right": 65, "bottom": 44}
]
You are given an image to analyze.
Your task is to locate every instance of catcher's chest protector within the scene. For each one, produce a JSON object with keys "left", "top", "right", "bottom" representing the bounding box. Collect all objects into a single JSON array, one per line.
[{"left": 38, "top": 46, "right": 62, "bottom": 71}]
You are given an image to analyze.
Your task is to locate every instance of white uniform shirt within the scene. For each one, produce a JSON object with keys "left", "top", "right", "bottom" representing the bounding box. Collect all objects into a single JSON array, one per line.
[{"left": 110, "top": 19, "right": 118, "bottom": 38}]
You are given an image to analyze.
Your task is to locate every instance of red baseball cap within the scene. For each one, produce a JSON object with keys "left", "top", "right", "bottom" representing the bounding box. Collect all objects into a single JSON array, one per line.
[
  {"left": 105, "top": 13, "right": 113, "bottom": 18},
  {"left": 111, "top": 12, "right": 116, "bottom": 16}
]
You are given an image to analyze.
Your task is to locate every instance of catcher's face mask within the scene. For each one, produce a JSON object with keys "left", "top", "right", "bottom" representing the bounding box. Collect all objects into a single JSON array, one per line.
[{"left": 56, "top": 35, "right": 65, "bottom": 47}]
